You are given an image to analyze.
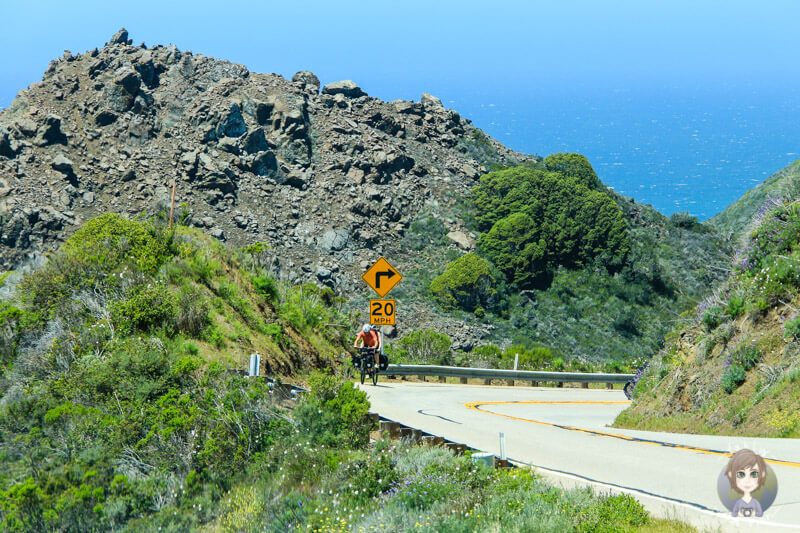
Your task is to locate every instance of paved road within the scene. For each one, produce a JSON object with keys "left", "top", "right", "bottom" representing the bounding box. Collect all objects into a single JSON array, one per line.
[{"left": 360, "top": 381, "right": 800, "bottom": 532}]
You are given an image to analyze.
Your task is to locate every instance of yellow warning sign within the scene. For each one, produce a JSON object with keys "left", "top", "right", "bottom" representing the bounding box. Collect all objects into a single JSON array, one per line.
[
  {"left": 362, "top": 257, "right": 402, "bottom": 297},
  {"left": 370, "top": 299, "right": 396, "bottom": 326}
]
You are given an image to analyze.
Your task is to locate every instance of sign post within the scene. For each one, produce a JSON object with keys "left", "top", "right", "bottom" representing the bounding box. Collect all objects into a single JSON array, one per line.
[{"left": 363, "top": 257, "right": 402, "bottom": 358}]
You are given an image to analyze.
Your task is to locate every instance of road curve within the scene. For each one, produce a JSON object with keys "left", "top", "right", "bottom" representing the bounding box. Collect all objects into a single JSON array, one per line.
[{"left": 360, "top": 381, "right": 800, "bottom": 532}]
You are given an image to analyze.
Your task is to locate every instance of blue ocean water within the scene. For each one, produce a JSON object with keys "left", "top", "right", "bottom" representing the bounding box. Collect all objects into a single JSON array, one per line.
[{"left": 416, "top": 80, "right": 800, "bottom": 220}]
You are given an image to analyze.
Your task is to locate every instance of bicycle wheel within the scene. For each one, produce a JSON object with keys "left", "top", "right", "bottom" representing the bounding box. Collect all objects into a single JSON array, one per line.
[
  {"left": 372, "top": 360, "right": 379, "bottom": 386},
  {"left": 360, "top": 357, "right": 367, "bottom": 385}
]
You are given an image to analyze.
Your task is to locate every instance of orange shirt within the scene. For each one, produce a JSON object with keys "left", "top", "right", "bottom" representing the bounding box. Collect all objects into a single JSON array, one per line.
[{"left": 356, "top": 330, "right": 380, "bottom": 348}]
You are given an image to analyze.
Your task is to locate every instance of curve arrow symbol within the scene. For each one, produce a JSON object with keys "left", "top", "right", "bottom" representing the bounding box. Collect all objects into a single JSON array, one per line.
[{"left": 375, "top": 269, "right": 396, "bottom": 289}]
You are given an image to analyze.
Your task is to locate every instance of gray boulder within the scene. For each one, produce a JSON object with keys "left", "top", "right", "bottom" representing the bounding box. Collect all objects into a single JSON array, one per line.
[
  {"left": 109, "top": 28, "right": 130, "bottom": 45},
  {"left": 95, "top": 109, "right": 118, "bottom": 126},
  {"left": 446, "top": 230, "right": 473, "bottom": 250},
  {"left": 242, "top": 128, "right": 268, "bottom": 154},
  {"left": 51, "top": 154, "right": 74, "bottom": 173},
  {"left": 292, "top": 70, "right": 321, "bottom": 92},
  {"left": 421, "top": 93, "right": 444, "bottom": 109},
  {"left": 316, "top": 266, "right": 332, "bottom": 280},
  {"left": 216, "top": 103, "right": 247, "bottom": 138},
  {"left": 15, "top": 118, "right": 37, "bottom": 137},
  {"left": 0, "top": 126, "right": 20, "bottom": 158},
  {"left": 251, "top": 150, "right": 279, "bottom": 177},
  {"left": 322, "top": 80, "right": 367, "bottom": 98},
  {"left": 318, "top": 229, "right": 349, "bottom": 251},
  {"left": 34, "top": 114, "right": 67, "bottom": 146}
]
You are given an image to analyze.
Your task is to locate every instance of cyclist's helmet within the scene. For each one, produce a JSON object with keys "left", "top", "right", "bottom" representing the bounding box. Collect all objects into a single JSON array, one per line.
[{"left": 362, "top": 324, "right": 371, "bottom": 333}]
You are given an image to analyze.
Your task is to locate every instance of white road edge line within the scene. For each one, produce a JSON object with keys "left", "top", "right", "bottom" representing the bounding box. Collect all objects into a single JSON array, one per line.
[{"left": 513, "top": 458, "right": 799, "bottom": 532}]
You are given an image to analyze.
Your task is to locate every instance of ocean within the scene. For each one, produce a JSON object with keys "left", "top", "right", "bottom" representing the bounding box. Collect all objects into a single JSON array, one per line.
[{"left": 425, "top": 79, "right": 800, "bottom": 220}]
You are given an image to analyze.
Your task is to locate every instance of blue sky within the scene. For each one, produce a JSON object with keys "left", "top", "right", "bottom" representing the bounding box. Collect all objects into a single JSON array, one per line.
[{"left": 2, "top": 0, "right": 799, "bottom": 108}]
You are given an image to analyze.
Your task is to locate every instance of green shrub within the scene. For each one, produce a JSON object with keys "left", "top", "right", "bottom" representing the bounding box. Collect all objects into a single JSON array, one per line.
[
  {"left": 293, "top": 372, "right": 373, "bottom": 448},
  {"left": 264, "top": 323, "right": 282, "bottom": 342},
  {"left": 722, "top": 365, "right": 747, "bottom": 393},
  {"left": 280, "top": 283, "right": 329, "bottom": 331},
  {"left": 111, "top": 283, "right": 177, "bottom": 334},
  {"left": 725, "top": 296, "right": 746, "bottom": 319},
  {"left": 175, "top": 285, "right": 210, "bottom": 336},
  {"left": 63, "top": 214, "right": 171, "bottom": 273},
  {"left": 729, "top": 343, "right": 761, "bottom": 371},
  {"left": 403, "top": 215, "right": 448, "bottom": 251},
  {"left": 784, "top": 317, "right": 800, "bottom": 340},
  {"left": 701, "top": 306, "right": 724, "bottom": 331},
  {"left": 253, "top": 275, "right": 279, "bottom": 302},
  {"left": 392, "top": 473, "right": 459, "bottom": 510},
  {"left": 669, "top": 211, "right": 700, "bottom": 228},
  {"left": 396, "top": 330, "right": 452, "bottom": 364},
  {"left": 430, "top": 253, "right": 497, "bottom": 311},
  {"left": 501, "top": 344, "right": 554, "bottom": 369},
  {"left": 577, "top": 493, "right": 649, "bottom": 531}
]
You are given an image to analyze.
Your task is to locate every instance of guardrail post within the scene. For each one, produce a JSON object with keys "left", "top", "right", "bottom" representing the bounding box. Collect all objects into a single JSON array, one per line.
[
  {"left": 557, "top": 381, "right": 563, "bottom": 388},
  {"left": 459, "top": 377, "right": 468, "bottom": 384},
  {"left": 506, "top": 379, "right": 515, "bottom": 386},
  {"left": 438, "top": 376, "right": 446, "bottom": 383},
  {"left": 582, "top": 382, "right": 589, "bottom": 389},
  {"left": 606, "top": 382, "right": 613, "bottom": 389},
  {"left": 530, "top": 380, "right": 539, "bottom": 387},
  {"left": 447, "top": 443, "right": 466, "bottom": 455},
  {"left": 420, "top": 375, "right": 426, "bottom": 382},
  {"left": 380, "top": 421, "right": 401, "bottom": 438},
  {"left": 483, "top": 378, "right": 491, "bottom": 385}
]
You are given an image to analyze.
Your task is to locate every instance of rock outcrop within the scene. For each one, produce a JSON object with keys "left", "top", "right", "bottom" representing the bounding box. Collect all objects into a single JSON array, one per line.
[{"left": 0, "top": 29, "right": 532, "bottom": 344}]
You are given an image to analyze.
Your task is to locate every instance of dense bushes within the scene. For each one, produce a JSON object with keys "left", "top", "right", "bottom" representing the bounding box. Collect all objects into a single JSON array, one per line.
[
  {"left": 543, "top": 152, "right": 602, "bottom": 190},
  {"left": 430, "top": 253, "right": 497, "bottom": 311},
  {"left": 471, "top": 164, "right": 629, "bottom": 289},
  {"left": 293, "top": 372, "right": 373, "bottom": 448},
  {"left": 111, "top": 282, "right": 177, "bottom": 334},
  {"left": 390, "top": 329, "right": 452, "bottom": 364}
]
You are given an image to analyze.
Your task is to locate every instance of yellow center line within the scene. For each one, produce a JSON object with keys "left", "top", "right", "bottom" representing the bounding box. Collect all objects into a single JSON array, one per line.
[{"left": 465, "top": 400, "right": 800, "bottom": 469}]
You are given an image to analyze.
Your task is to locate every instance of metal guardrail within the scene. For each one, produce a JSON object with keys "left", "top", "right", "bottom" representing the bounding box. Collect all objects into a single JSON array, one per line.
[{"left": 381, "top": 364, "right": 634, "bottom": 385}]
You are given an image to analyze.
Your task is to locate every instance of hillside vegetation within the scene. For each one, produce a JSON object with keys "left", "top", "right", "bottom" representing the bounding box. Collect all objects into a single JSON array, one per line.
[
  {"left": 425, "top": 154, "right": 733, "bottom": 363},
  {"left": 616, "top": 197, "right": 800, "bottom": 437},
  {"left": 0, "top": 214, "right": 693, "bottom": 532},
  {"left": 710, "top": 159, "right": 800, "bottom": 237}
]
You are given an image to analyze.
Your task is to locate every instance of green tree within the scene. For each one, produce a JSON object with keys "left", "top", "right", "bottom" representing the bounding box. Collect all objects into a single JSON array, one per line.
[
  {"left": 544, "top": 152, "right": 601, "bottom": 190},
  {"left": 472, "top": 165, "right": 629, "bottom": 288},
  {"left": 430, "top": 253, "right": 497, "bottom": 311},
  {"left": 477, "top": 213, "right": 548, "bottom": 288}
]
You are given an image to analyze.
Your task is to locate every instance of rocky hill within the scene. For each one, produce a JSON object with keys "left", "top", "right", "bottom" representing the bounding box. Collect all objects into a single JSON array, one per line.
[
  {"left": 0, "top": 29, "right": 734, "bottom": 357},
  {"left": 0, "top": 29, "right": 536, "bottom": 347},
  {"left": 0, "top": 28, "right": 526, "bottom": 269}
]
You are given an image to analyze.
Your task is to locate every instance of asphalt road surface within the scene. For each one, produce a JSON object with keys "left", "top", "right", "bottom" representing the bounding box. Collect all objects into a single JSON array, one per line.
[{"left": 360, "top": 381, "right": 800, "bottom": 532}]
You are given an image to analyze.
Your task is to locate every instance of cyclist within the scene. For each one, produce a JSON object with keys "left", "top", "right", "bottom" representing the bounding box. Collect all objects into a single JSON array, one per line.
[{"left": 354, "top": 323, "right": 382, "bottom": 370}]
